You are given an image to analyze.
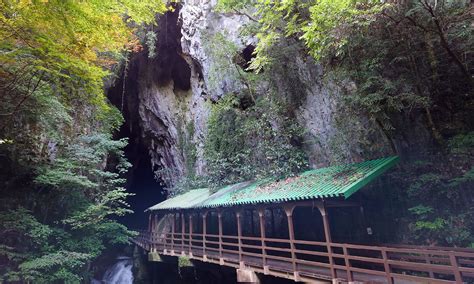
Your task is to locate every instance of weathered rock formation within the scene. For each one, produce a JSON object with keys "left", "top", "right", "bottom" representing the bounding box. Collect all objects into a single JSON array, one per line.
[
  {"left": 108, "top": 1, "right": 392, "bottom": 186},
  {"left": 110, "top": 0, "right": 440, "bottom": 187}
]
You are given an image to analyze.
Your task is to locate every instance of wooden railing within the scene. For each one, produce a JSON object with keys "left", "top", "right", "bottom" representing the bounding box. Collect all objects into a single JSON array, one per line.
[{"left": 133, "top": 230, "right": 474, "bottom": 283}]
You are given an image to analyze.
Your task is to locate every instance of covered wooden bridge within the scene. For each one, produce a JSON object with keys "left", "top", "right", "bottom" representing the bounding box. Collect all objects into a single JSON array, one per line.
[{"left": 133, "top": 157, "right": 474, "bottom": 283}]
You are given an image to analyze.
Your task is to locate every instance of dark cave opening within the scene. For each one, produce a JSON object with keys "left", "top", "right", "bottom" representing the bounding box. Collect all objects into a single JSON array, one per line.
[
  {"left": 107, "top": 73, "right": 166, "bottom": 230},
  {"left": 236, "top": 44, "right": 256, "bottom": 71},
  {"left": 105, "top": 3, "right": 195, "bottom": 229},
  {"left": 148, "top": 4, "right": 191, "bottom": 91},
  {"left": 118, "top": 141, "right": 165, "bottom": 228}
]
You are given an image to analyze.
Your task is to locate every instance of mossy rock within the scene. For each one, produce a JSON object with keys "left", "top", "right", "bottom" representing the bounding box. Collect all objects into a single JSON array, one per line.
[{"left": 148, "top": 252, "right": 162, "bottom": 262}]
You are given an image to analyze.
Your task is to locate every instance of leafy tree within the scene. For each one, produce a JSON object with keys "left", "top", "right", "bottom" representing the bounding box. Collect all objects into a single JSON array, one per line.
[
  {"left": 0, "top": 1, "right": 165, "bottom": 282},
  {"left": 217, "top": 0, "right": 384, "bottom": 71},
  {"left": 0, "top": 134, "right": 135, "bottom": 282}
]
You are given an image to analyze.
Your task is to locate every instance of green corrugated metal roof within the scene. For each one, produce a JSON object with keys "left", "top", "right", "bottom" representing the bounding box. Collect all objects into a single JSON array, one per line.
[
  {"left": 146, "top": 188, "right": 211, "bottom": 211},
  {"left": 147, "top": 156, "right": 399, "bottom": 211}
]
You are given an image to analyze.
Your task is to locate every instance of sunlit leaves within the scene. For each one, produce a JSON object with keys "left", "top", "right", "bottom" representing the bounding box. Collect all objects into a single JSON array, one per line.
[
  {"left": 0, "top": 0, "right": 166, "bottom": 129},
  {"left": 217, "top": 0, "right": 384, "bottom": 70},
  {"left": 0, "top": 1, "right": 162, "bottom": 282}
]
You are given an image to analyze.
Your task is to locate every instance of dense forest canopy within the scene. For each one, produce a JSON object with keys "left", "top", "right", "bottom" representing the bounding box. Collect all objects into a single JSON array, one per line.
[
  {"left": 0, "top": 0, "right": 473, "bottom": 282},
  {"left": 0, "top": 1, "right": 165, "bottom": 282}
]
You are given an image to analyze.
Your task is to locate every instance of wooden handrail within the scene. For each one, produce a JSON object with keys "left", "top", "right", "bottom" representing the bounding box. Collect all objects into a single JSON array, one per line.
[{"left": 133, "top": 230, "right": 474, "bottom": 283}]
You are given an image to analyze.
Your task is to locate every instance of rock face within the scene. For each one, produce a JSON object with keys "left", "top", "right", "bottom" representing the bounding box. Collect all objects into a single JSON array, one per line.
[{"left": 115, "top": 1, "right": 394, "bottom": 186}]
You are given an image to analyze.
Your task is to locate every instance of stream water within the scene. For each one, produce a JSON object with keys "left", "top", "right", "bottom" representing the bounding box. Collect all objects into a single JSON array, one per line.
[{"left": 91, "top": 257, "right": 133, "bottom": 284}]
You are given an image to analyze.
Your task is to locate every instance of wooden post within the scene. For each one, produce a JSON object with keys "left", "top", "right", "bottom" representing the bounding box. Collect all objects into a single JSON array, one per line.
[
  {"left": 360, "top": 206, "right": 368, "bottom": 240},
  {"left": 258, "top": 208, "right": 268, "bottom": 274},
  {"left": 154, "top": 214, "right": 159, "bottom": 252},
  {"left": 164, "top": 214, "right": 169, "bottom": 252},
  {"left": 148, "top": 213, "right": 152, "bottom": 232},
  {"left": 425, "top": 254, "right": 435, "bottom": 279},
  {"left": 450, "top": 252, "right": 462, "bottom": 283},
  {"left": 343, "top": 245, "right": 354, "bottom": 282},
  {"left": 250, "top": 209, "right": 255, "bottom": 236},
  {"left": 148, "top": 213, "right": 152, "bottom": 251},
  {"left": 181, "top": 212, "right": 185, "bottom": 254},
  {"left": 218, "top": 210, "right": 224, "bottom": 265},
  {"left": 189, "top": 214, "right": 193, "bottom": 257},
  {"left": 236, "top": 210, "right": 243, "bottom": 267},
  {"left": 202, "top": 211, "right": 207, "bottom": 260},
  {"left": 171, "top": 213, "right": 175, "bottom": 255},
  {"left": 284, "top": 204, "right": 299, "bottom": 281},
  {"left": 147, "top": 214, "right": 152, "bottom": 251},
  {"left": 317, "top": 202, "right": 336, "bottom": 280},
  {"left": 153, "top": 213, "right": 156, "bottom": 251},
  {"left": 381, "top": 248, "right": 393, "bottom": 284},
  {"left": 270, "top": 208, "right": 276, "bottom": 237}
]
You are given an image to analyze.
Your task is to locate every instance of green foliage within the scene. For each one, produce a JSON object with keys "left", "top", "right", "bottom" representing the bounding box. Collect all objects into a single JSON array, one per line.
[
  {"left": 216, "top": 0, "right": 384, "bottom": 71},
  {"left": 145, "top": 30, "right": 158, "bottom": 59},
  {"left": 449, "top": 132, "right": 474, "bottom": 154},
  {"left": 178, "top": 256, "right": 193, "bottom": 268},
  {"left": 301, "top": 0, "right": 384, "bottom": 60},
  {"left": 19, "top": 251, "right": 91, "bottom": 283},
  {"left": 0, "top": 0, "right": 166, "bottom": 136},
  {"left": 204, "top": 94, "right": 308, "bottom": 188},
  {"left": 0, "top": 2, "right": 165, "bottom": 281},
  {"left": 399, "top": 133, "right": 474, "bottom": 246},
  {"left": 215, "top": 0, "right": 254, "bottom": 12},
  {"left": 336, "top": 0, "right": 472, "bottom": 133},
  {"left": 0, "top": 134, "right": 135, "bottom": 282}
]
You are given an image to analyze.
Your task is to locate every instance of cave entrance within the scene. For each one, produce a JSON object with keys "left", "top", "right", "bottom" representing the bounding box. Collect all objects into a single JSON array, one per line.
[
  {"left": 107, "top": 71, "right": 166, "bottom": 229},
  {"left": 234, "top": 44, "right": 256, "bottom": 71},
  {"left": 119, "top": 139, "right": 166, "bottom": 228}
]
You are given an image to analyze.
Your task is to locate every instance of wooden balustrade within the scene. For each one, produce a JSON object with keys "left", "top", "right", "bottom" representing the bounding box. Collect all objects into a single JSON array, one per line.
[{"left": 133, "top": 229, "right": 474, "bottom": 283}]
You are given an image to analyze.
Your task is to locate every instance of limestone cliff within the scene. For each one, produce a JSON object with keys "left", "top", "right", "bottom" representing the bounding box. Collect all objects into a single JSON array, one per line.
[
  {"left": 110, "top": 1, "right": 429, "bottom": 186},
  {"left": 109, "top": 1, "right": 391, "bottom": 186}
]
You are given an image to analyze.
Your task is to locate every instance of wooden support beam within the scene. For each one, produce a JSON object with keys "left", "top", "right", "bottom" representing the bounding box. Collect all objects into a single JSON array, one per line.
[
  {"left": 171, "top": 213, "right": 175, "bottom": 255},
  {"left": 236, "top": 210, "right": 243, "bottom": 267},
  {"left": 150, "top": 213, "right": 155, "bottom": 252},
  {"left": 154, "top": 214, "right": 158, "bottom": 229},
  {"left": 317, "top": 202, "right": 336, "bottom": 280},
  {"left": 181, "top": 212, "right": 185, "bottom": 255},
  {"left": 450, "top": 252, "right": 462, "bottom": 283},
  {"left": 270, "top": 208, "right": 275, "bottom": 237},
  {"left": 147, "top": 213, "right": 152, "bottom": 251},
  {"left": 163, "top": 214, "right": 169, "bottom": 252},
  {"left": 258, "top": 208, "right": 268, "bottom": 274},
  {"left": 381, "top": 248, "right": 393, "bottom": 284},
  {"left": 153, "top": 214, "right": 158, "bottom": 252},
  {"left": 148, "top": 214, "right": 152, "bottom": 251},
  {"left": 148, "top": 213, "right": 152, "bottom": 232},
  {"left": 342, "top": 245, "right": 354, "bottom": 282},
  {"left": 250, "top": 209, "right": 255, "bottom": 236},
  {"left": 218, "top": 210, "right": 224, "bottom": 265},
  {"left": 202, "top": 211, "right": 208, "bottom": 260},
  {"left": 283, "top": 204, "right": 300, "bottom": 281},
  {"left": 189, "top": 214, "right": 193, "bottom": 257}
]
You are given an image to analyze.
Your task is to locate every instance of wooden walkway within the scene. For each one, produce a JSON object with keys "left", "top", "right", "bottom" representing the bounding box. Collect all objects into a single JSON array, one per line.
[{"left": 133, "top": 231, "right": 474, "bottom": 283}]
